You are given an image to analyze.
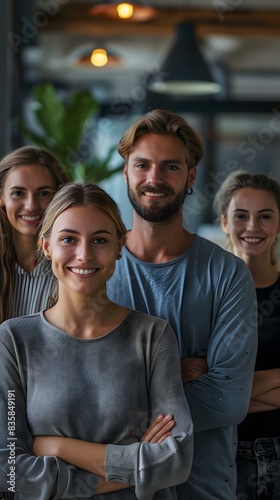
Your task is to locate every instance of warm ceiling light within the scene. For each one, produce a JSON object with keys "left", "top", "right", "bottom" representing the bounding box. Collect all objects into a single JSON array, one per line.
[
  {"left": 90, "top": 48, "right": 108, "bottom": 67},
  {"left": 89, "top": 2, "right": 157, "bottom": 22},
  {"left": 147, "top": 23, "right": 222, "bottom": 96},
  {"left": 116, "top": 3, "right": 134, "bottom": 19},
  {"left": 76, "top": 46, "right": 122, "bottom": 68}
]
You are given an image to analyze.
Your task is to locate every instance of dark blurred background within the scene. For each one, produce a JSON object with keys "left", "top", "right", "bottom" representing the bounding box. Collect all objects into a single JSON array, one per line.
[{"left": 2, "top": 0, "right": 280, "bottom": 235}]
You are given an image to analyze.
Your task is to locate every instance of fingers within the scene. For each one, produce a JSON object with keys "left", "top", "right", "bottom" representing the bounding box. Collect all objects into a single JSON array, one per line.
[{"left": 140, "top": 414, "right": 175, "bottom": 443}]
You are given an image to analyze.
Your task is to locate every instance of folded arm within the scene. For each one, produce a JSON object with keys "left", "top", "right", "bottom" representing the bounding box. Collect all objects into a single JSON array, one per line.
[
  {"left": 181, "top": 357, "right": 208, "bottom": 384},
  {"left": 32, "top": 414, "right": 175, "bottom": 494},
  {"left": 183, "top": 263, "right": 258, "bottom": 432},
  {"left": 250, "top": 369, "right": 280, "bottom": 398},
  {"left": 249, "top": 387, "right": 280, "bottom": 413}
]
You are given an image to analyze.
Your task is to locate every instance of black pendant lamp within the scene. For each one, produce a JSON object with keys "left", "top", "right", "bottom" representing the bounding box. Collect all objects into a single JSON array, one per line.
[{"left": 147, "top": 22, "right": 222, "bottom": 96}]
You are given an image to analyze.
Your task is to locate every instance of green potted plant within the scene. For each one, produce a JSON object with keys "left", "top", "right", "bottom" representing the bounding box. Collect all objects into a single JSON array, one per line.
[{"left": 17, "top": 83, "right": 123, "bottom": 181}]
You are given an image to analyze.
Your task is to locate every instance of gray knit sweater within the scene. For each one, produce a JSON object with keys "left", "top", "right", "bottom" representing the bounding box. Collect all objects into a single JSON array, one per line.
[{"left": 0, "top": 310, "right": 193, "bottom": 499}]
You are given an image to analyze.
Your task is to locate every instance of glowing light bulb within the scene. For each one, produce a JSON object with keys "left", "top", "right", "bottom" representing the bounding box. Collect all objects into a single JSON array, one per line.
[
  {"left": 116, "top": 3, "right": 134, "bottom": 19},
  {"left": 90, "top": 48, "right": 108, "bottom": 67}
]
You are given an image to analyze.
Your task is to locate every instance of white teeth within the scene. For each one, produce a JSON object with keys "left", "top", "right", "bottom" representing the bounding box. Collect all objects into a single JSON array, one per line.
[
  {"left": 144, "top": 192, "right": 165, "bottom": 197},
  {"left": 21, "top": 215, "right": 39, "bottom": 221},
  {"left": 71, "top": 268, "right": 96, "bottom": 275},
  {"left": 244, "top": 238, "right": 262, "bottom": 243}
]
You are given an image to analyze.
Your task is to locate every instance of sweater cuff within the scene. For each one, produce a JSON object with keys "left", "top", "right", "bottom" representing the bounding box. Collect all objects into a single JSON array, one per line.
[
  {"left": 62, "top": 466, "right": 100, "bottom": 498},
  {"left": 105, "top": 443, "right": 139, "bottom": 485}
]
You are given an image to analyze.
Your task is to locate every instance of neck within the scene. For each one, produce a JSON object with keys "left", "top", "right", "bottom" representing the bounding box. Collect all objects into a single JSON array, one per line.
[
  {"left": 239, "top": 254, "right": 279, "bottom": 288},
  {"left": 126, "top": 212, "right": 194, "bottom": 263},
  {"left": 14, "top": 233, "right": 38, "bottom": 272},
  {"left": 45, "top": 286, "right": 128, "bottom": 338}
]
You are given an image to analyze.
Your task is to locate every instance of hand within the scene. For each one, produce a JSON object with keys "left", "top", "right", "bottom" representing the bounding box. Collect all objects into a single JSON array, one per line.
[
  {"left": 181, "top": 357, "right": 208, "bottom": 384},
  {"left": 140, "top": 414, "right": 175, "bottom": 443}
]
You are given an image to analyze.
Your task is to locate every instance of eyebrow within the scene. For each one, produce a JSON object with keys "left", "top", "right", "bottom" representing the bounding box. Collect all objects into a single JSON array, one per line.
[
  {"left": 58, "top": 229, "right": 112, "bottom": 235},
  {"left": 9, "top": 185, "right": 55, "bottom": 190},
  {"left": 132, "top": 156, "right": 185, "bottom": 165},
  {"left": 233, "top": 208, "right": 275, "bottom": 213}
]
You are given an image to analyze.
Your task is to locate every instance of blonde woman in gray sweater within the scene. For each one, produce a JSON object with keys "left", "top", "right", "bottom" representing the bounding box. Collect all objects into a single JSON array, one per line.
[{"left": 0, "top": 182, "right": 193, "bottom": 500}]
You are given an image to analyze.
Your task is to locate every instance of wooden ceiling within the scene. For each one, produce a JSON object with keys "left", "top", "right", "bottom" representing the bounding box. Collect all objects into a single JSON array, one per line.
[
  {"left": 41, "top": 5, "right": 280, "bottom": 39},
  {"left": 23, "top": 1, "right": 280, "bottom": 109}
]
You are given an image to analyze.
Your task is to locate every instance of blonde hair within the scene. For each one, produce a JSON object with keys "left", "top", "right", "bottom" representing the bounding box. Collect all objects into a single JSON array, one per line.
[
  {"left": 118, "top": 109, "right": 204, "bottom": 169},
  {"left": 40, "top": 182, "right": 126, "bottom": 241},
  {"left": 213, "top": 170, "right": 280, "bottom": 269},
  {"left": 0, "top": 146, "right": 69, "bottom": 323}
]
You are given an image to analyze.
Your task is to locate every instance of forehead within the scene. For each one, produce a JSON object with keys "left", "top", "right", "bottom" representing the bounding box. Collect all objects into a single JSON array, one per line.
[
  {"left": 129, "top": 133, "right": 187, "bottom": 161},
  {"left": 52, "top": 205, "right": 117, "bottom": 233},
  {"left": 229, "top": 188, "right": 279, "bottom": 211},
  {"left": 4, "top": 164, "right": 56, "bottom": 188}
]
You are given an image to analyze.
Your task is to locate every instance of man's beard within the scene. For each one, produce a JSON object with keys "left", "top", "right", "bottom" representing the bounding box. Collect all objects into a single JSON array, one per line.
[{"left": 127, "top": 180, "right": 187, "bottom": 223}]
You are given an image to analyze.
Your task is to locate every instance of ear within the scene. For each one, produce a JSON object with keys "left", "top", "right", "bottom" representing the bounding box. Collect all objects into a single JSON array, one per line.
[
  {"left": 0, "top": 194, "right": 5, "bottom": 206},
  {"left": 41, "top": 237, "right": 51, "bottom": 258},
  {"left": 123, "top": 163, "right": 128, "bottom": 185},
  {"left": 188, "top": 167, "right": 196, "bottom": 187},
  {"left": 117, "top": 235, "right": 125, "bottom": 255},
  {"left": 221, "top": 214, "right": 229, "bottom": 234}
]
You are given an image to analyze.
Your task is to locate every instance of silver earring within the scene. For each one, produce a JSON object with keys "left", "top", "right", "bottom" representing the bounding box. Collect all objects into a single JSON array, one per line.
[
  {"left": 117, "top": 254, "right": 122, "bottom": 260},
  {"left": 45, "top": 255, "right": 52, "bottom": 261}
]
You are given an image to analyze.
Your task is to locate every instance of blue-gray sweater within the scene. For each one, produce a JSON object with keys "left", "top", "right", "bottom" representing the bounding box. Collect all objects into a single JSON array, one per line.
[{"left": 107, "top": 234, "right": 258, "bottom": 500}]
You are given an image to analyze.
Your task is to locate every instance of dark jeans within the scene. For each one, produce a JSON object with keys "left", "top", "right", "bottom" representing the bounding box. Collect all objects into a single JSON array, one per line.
[{"left": 236, "top": 437, "right": 280, "bottom": 499}]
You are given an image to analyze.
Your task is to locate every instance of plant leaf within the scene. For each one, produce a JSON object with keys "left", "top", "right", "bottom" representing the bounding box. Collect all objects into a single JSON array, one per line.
[
  {"left": 32, "top": 84, "right": 65, "bottom": 143},
  {"left": 62, "top": 90, "right": 99, "bottom": 151}
]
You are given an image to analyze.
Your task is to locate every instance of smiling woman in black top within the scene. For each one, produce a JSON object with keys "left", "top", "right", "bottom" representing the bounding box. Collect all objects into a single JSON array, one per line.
[{"left": 214, "top": 170, "right": 280, "bottom": 499}]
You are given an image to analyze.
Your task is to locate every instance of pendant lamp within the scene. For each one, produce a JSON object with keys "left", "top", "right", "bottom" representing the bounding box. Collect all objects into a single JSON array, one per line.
[
  {"left": 89, "top": 1, "right": 157, "bottom": 22},
  {"left": 147, "top": 23, "right": 222, "bottom": 96}
]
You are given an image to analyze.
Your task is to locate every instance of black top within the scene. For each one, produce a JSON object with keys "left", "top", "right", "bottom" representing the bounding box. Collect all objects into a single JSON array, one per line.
[{"left": 238, "top": 276, "right": 280, "bottom": 441}]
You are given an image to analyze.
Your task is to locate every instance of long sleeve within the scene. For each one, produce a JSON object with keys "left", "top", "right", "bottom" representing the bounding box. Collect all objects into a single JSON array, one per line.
[
  {"left": 0, "top": 335, "right": 99, "bottom": 499},
  {"left": 184, "top": 262, "right": 258, "bottom": 432},
  {"left": 104, "top": 324, "right": 193, "bottom": 500}
]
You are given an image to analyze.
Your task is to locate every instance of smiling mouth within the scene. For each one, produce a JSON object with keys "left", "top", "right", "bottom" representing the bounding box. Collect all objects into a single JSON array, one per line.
[
  {"left": 143, "top": 191, "right": 166, "bottom": 197},
  {"left": 69, "top": 268, "right": 98, "bottom": 275},
  {"left": 242, "top": 237, "right": 264, "bottom": 243},
  {"left": 20, "top": 215, "right": 41, "bottom": 222}
]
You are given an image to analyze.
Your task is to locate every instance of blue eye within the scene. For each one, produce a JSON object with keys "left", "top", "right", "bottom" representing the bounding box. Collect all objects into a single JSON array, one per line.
[
  {"left": 12, "top": 190, "right": 24, "bottom": 197},
  {"left": 234, "top": 214, "right": 247, "bottom": 220},
  {"left": 93, "top": 238, "right": 107, "bottom": 245},
  {"left": 260, "top": 214, "right": 271, "bottom": 220},
  {"left": 62, "top": 237, "right": 75, "bottom": 244},
  {"left": 166, "top": 165, "right": 179, "bottom": 170},
  {"left": 38, "top": 191, "right": 54, "bottom": 198}
]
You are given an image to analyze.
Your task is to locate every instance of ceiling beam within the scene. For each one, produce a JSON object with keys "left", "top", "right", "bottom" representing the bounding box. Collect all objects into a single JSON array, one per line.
[{"left": 40, "top": 7, "right": 280, "bottom": 38}]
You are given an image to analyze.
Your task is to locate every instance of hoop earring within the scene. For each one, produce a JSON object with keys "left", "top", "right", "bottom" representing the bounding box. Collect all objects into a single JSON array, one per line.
[
  {"left": 186, "top": 187, "right": 193, "bottom": 195},
  {"left": 117, "top": 254, "right": 122, "bottom": 260},
  {"left": 45, "top": 255, "right": 52, "bottom": 261}
]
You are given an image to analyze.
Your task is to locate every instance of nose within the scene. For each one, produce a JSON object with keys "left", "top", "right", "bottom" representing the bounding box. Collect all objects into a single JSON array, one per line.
[
  {"left": 77, "top": 242, "right": 94, "bottom": 263},
  {"left": 246, "top": 216, "right": 260, "bottom": 231},
  {"left": 24, "top": 194, "right": 39, "bottom": 211},
  {"left": 146, "top": 166, "right": 162, "bottom": 185}
]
